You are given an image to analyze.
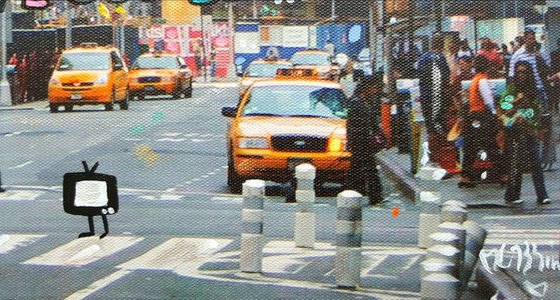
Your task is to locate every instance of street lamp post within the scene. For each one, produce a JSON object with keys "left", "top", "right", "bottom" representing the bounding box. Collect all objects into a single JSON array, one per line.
[
  {"left": 227, "top": 1, "right": 236, "bottom": 79},
  {"left": 65, "top": 3, "right": 73, "bottom": 49}
]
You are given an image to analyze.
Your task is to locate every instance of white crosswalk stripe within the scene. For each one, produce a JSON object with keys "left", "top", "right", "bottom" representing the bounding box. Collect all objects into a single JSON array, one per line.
[
  {"left": 23, "top": 235, "right": 144, "bottom": 266},
  {"left": 0, "top": 234, "right": 46, "bottom": 254},
  {"left": 1, "top": 232, "right": 428, "bottom": 299}
]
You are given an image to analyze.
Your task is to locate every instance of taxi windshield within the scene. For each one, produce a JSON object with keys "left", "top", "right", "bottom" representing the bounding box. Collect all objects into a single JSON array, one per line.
[
  {"left": 57, "top": 52, "right": 110, "bottom": 71},
  {"left": 242, "top": 85, "right": 347, "bottom": 119},
  {"left": 132, "top": 56, "right": 179, "bottom": 69},
  {"left": 291, "top": 53, "right": 331, "bottom": 66},
  {"left": 246, "top": 63, "right": 292, "bottom": 77}
]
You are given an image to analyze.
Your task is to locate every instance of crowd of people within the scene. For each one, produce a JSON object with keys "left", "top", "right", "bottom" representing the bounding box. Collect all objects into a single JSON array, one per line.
[
  {"left": 417, "top": 30, "right": 557, "bottom": 206},
  {"left": 7, "top": 49, "right": 62, "bottom": 104},
  {"left": 346, "top": 29, "right": 559, "bottom": 206}
]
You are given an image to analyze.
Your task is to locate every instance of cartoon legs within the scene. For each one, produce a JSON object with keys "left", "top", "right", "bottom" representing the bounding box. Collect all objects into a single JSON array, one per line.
[{"left": 78, "top": 215, "right": 109, "bottom": 239}]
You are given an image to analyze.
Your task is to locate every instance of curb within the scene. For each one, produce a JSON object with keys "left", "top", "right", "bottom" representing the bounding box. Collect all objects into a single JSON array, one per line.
[
  {"left": 377, "top": 151, "right": 421, "bottom": 202},
  {"left": 0, "top": 107, "right": 34, "bottom": 111},
  {"left": 475, "top": 265, "right": 530, "bottom": 299}
]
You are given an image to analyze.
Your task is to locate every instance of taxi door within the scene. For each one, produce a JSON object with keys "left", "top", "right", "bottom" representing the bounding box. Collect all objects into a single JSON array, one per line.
[{"left": 111, "top": 51, "right": 128, "bottom": 101}]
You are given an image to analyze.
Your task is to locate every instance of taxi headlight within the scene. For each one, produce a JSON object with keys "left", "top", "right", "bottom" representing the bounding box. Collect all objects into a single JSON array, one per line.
[
  {"left": 328, "top": 137, "right": 347, "bottom": 152},
  {"left": 161, "top": 76, "right": 175, "bottom": 82},
  {"left": 94, "top": 75, "right": 108, "bottom": 85},
  {"left": 239, "top": 137, "right": 269, "bottom": 149},
  {"left": 49, "top": 78, "right": 61, "bottom": 86},
  {"left": 129, "top": 77, "right": 139, "bottom": 83}
]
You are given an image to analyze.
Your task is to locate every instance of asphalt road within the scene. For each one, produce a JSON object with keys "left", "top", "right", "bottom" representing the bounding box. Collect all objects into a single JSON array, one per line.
[{"left": 0, "top": 82, "right": 435, "bottom": 299}]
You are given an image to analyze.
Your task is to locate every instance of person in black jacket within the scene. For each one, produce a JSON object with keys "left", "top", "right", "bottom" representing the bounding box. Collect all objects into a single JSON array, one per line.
[{"left": 346, "top": 73, "right": 385, "bottom": 205}]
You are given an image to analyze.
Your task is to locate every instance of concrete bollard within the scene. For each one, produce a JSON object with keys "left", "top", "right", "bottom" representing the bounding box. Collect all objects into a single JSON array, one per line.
[
  {"left": 420, "top": 273, "right": 461, "bottom": 300},
  {"left": 420, "top": 258, "right": 456, "bottom": 281},
  {"left": 240, "top": 179, "right": 266, "bottom": 273},
  {"left": 462, "top": 220, "right": 488, "bottom": 287},
  {"left": 442, "top": 200, "right": 467, "bottom": 210},
  {"left": 418, "top": 191, "right": 441, "bottom": 249},
  {"left": 440, "top": 205, "right": 468, "bottom": 224},
  {"left": 294, "top": 163, "right": 316, "bottom": 248},
  {"left": 335, "top": 190, "right": 363, "bottom": 289},
  {"left": 0, "top": 169, "right": 5, "bottom": 192},
  {"left": 426, "top": 244, "right": 462, "bottom": 278},
  {"left": 428, "top": 232, "right": 461, "bottom": 249},
  {"left": 437, "top": 222, "right": 467, "bottom": 285}
]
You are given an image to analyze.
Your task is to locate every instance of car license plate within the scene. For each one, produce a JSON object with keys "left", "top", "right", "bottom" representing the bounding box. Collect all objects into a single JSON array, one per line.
[
  {"left": 288, "top": 157, "right": 312, "bottom": 170},
  {"left": 70, "top": 94, "right": 82, "bottom": 100}
]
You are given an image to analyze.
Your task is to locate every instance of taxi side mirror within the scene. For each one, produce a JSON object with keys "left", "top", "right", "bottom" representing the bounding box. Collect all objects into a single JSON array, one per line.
[{"left": 221, "top": 107, "right": 237, "bottom": 118}]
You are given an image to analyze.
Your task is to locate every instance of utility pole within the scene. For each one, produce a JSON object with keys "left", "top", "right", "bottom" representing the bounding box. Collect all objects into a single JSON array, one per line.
[
  {"left": 368, "top": 0, "right": 378, "bottom": 72},
  {"left": 0, "top": 0, "right": 12, "bottom": 107},
  {"left": 435, "top": 0, "right": 442, "bottom": 33},
  {"left": 227, "top": 1, "right": 236, "bottom": 78},
  {"left": 65, "top": 3, "right": 74, "bottom": 49}
]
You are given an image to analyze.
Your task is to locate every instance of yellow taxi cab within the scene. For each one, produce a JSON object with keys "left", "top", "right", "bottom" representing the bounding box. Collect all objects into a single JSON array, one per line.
[
  {"left": 290, "top": 49, "right": 341, "bottom": 81},
  {"left": 239, "top": 58, "right": 292, "bottom": 95},
  {"left": 222, "top": 68, "right": 350, "bottom": 193},
  {"left": 128, "top": 52, "right": 193, "bottom": 100},
  {"left": 48, "top": 43, "right": 129, "bottom": 113}
]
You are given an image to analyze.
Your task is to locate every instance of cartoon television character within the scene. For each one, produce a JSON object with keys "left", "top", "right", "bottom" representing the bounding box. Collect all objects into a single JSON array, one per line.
[{"left": 63, "top": 161, "right": 118, "bottom": 239}]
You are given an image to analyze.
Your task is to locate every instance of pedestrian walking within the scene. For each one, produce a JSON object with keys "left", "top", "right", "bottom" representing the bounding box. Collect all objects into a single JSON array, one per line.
[
  {"left": 459, "top": 55, "right": 501, "bottom": 187},
  {"left": 417, "top": 33, "right": 455, "bottom": 174},
  {"left": 16, "top": 55, "right": 28, "bottom": 103},
  {"left": 509, "top": 30, "right": 556, "bottom": 171},
  {"left": 345, "top": 73, "right": 385, "bottom": 205},
  {"left": 499, "top": 61, "right": 551, "bottom": 205}
]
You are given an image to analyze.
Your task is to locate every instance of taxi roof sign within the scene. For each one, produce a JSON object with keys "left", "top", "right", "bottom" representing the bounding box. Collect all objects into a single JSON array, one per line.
[{"left": 275, "top": 68, "right": 319, "bottom": 79}]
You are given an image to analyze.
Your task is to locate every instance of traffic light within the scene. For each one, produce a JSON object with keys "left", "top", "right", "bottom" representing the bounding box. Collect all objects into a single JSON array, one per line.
[{"left": 188, "top": 0, "right": 218, "bottom": 5}]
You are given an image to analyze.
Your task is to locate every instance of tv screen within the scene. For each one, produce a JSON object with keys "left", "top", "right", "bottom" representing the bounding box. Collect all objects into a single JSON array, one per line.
[{"left": 63, "top": 172, "right": 118, "bottom": 216}]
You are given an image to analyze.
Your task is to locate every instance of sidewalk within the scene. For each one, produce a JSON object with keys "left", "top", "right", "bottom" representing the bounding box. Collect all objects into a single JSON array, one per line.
[{"left": 377, "top": 147, "right": 560, "bottom": 299}]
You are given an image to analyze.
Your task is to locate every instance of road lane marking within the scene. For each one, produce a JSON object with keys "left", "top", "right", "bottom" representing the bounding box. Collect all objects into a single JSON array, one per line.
[
  {"left": 484, "top": 214, "right": 560, "bottom": 220},
  {"left": 0, "top": 190, "right": 45, "bottom": 201},
  {"left": 120, "top": 237, "right": 232, "bottom": 270},
  {"left": 23, "top": 235, "right": 143, "bottom": 266},
  {"left": 64, "top": 270, "right": 132, "bottom": 300},
  {"left": 402, "top": 255, "right": 421, "bottom": 270},
  {"left": 8, "top": 161, "right": 34, "bottom": 169},
  {"left": 0, "top": 234, "right": 46, "bottom": 254}
]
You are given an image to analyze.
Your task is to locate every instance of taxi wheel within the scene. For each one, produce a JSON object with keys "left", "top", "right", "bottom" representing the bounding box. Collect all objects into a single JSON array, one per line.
[
  {"left": 49, "top": 104, "right": 59, "bottom": 113},
  {"left": 184, "top": 79, "right": 193, "bottom": 98},
  {"left": 227, "top": 160, "right": 243, "bottom": 194},
  {"left": 64, "top": 104, "right": 73, "bottom": 112},
  {"left": 172, "top": 83, "right": 182, "bottom": 99}
]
